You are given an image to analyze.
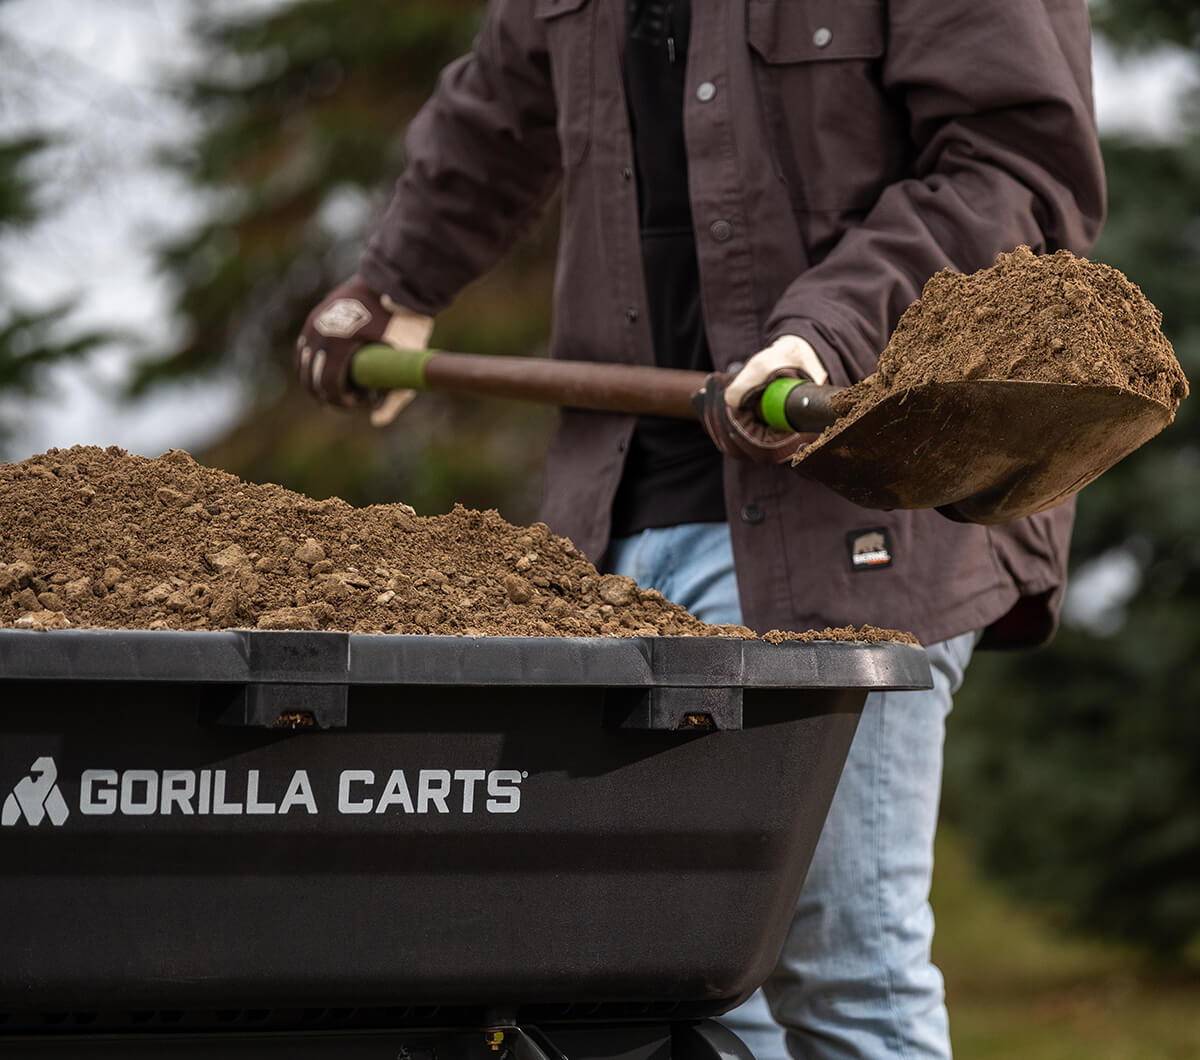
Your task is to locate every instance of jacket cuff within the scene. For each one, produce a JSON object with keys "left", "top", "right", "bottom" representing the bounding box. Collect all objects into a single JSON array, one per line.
[{"left": 359, "top": 252, "right": 445, "bottom": 320}]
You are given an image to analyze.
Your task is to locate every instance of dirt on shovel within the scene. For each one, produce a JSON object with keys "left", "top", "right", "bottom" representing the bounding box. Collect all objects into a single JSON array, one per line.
[
  {"left": 793, "top": 247, "right": 1189, "bottom": 520},
  {"left": 816, "top": 246, "right": 1187, "bottom": 437}
]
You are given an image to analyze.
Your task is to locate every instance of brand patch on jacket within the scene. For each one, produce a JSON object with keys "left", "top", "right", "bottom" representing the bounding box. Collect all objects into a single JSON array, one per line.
[{"left": 848, "top": 528, "right": 893, "bottom": 571}]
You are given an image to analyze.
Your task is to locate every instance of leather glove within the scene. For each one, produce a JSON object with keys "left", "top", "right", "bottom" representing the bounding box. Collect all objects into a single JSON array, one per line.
[
  {"left": 694, "top": 335, "right": 829, "bottom": 463},
  {"left": 296, "top": 275, "right": 434, "bottom": 427}
]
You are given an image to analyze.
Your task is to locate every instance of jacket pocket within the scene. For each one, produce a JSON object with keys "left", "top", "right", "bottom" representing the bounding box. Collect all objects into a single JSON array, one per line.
[
  {"left": 746, "top": 0, "right": 903, "bottom": 214},
  {"left": 748, "top": 0, "right": 884, "bottom": 63},
  {"left": 534, "top": 0, "right": 594, "bottom": 168}
]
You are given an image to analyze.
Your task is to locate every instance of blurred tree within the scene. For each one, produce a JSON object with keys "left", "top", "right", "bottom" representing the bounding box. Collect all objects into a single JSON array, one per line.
[
  {"left": 943, "top": 1, "right": 1200, "bottom": 959},
  {"left": 137, "top": 0, "right": 557, "bottom": 519},
  {"left": 0, "top": 42, "right": 105, "bottom": 446}
]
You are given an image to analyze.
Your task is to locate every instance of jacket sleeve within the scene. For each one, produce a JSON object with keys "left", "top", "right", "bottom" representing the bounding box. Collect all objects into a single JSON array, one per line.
[
  {"left": 767, "top": 0, "right": 1107, "bottom": 386},
  {"left": 360, "top": 1, "right": 562, "bottom": 316}
]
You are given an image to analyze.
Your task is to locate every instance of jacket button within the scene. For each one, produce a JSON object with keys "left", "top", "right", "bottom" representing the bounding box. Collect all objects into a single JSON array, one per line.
[
  {"left": 813, "top": 27, "right": 833, "bottom": 47},
  {"left": 626, "top": 307, "right": 639, "bottom": 323},
  {"left": 740, "top": 504, "right": 764, "bottom": 525},
  {"left": 710, "top": 219, "right": 733, "bottom": 243},
  {"left": 621, "top": 166, "right": 633, "bottom": 181},
  {"left": 696, "top": 81, "right": 716, "bottom": 103}
]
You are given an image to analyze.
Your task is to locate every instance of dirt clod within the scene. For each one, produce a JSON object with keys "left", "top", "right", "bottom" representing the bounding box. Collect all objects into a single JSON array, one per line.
[{"left": 294, "top": 539, "right": 327, "bottom": 565}]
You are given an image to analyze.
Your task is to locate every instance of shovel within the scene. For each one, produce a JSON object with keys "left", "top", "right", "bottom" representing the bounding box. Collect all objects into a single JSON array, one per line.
[{"left": 350, "top": 344, "right": 1175, "bottom": 525}]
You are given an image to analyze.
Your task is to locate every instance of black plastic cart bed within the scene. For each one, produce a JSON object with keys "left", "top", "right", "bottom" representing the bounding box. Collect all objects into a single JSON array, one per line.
[{"left": 0, "top": 629, "right": 930, "bottom": 1058}]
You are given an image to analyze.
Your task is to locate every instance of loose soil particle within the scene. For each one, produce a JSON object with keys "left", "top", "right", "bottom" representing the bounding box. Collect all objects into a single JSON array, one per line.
[
  {"left": 810, "top": 246, "right": 1189, "bottom": 447},
  {"left": 0, "top": 445, "right": 914, "bottom": 644}
]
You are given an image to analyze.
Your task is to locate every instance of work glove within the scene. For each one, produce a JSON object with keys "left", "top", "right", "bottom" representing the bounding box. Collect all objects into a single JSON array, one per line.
[
  {"left": 695, "top": 335, "right": 829, "bottom": 463},
  {"left": 296, "top": 275, "right": 434, "bottom": 427}
]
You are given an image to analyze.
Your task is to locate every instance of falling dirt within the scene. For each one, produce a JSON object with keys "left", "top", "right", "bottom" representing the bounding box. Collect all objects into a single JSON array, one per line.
[
  {"left": 0, "top": 445, "right": 914, "bottom": 643},
  {"left": 812, "top": 246, "right": 1189, "bottom": 443}
]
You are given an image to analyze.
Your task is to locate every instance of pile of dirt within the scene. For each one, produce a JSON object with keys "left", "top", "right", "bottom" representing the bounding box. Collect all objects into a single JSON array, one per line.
[
  {"left": 820, "top": 246, "right": 1189, "bottom": 431},
  {"left": 0, "top": 445, "right": 914, "bottom": 643}
]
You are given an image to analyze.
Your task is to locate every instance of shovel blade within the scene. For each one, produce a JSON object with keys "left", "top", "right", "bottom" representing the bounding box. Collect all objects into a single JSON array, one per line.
[{"left": 792, "top": 380, "right": 1174, "bottom": 525}]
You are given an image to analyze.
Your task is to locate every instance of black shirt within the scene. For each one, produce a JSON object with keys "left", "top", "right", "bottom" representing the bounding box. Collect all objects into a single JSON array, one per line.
[{"left": 609, "top": 0, "right": 726, "bottom": 536}]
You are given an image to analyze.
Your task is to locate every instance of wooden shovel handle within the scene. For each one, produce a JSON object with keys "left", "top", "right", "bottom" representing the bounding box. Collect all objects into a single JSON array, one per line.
[
  {"left": 350, "top": 344, "right": 841, "bottom": 430},
  {"left": 352, "top": 344, "right": 704, "bottom": 419}
]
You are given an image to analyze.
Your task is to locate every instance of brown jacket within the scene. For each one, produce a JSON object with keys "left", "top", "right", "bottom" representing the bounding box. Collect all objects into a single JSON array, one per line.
[{"left": 361, "top": 0, "right": 1106, "bottom": 647}]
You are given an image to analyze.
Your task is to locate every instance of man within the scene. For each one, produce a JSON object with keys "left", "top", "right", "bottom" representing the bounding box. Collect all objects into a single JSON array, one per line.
[{"left": 296, "top": 1, "right": 1105, "bottom": 1055}]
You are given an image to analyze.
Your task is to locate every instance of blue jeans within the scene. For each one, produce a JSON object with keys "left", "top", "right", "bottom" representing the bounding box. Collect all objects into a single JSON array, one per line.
[{"left": 606, "top": 524, "right": 975, "bottom": 1060}]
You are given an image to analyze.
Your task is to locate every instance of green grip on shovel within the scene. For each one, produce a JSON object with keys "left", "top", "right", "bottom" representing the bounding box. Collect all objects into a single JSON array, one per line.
[
  {"left": 759, "top": 377, "right": 808, "bottom": 431},
  {"left": 350, "top": 344, "right": 433, "bottom": 391}
]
